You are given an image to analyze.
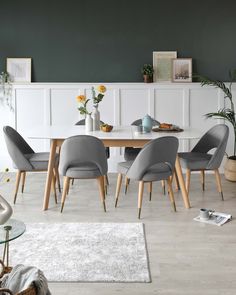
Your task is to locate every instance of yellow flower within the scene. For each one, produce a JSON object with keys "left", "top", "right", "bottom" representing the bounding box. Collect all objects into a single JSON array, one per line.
[
  {"left": 76, "top": 95, "right": 86, "bottom": 103},
  {"left": 97, "top": 85, "right": 106, "bottom": 93}
]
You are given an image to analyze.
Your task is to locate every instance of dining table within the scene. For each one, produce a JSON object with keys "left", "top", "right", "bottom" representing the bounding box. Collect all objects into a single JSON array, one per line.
[{"left": 26, "top": 125, "right": 201, "bottom": 211}]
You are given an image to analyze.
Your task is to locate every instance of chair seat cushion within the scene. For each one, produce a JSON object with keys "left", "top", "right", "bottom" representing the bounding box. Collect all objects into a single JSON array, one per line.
[
  {"left": 124, "top": 147, "right": 141, "bottom": 161},
  {"left": 178, "top": 152, "right": 212, "bottom": 170},
  {"left": 65, "top": 162, "right": 102, "bottom": 178},
  {"left": 24, "top": 152, "right": 59, "bottom": 171},
  {"left": 142, "top": 163, "right": 172, "bottom": 181},
  {"left": 117, "top": 161, "right": 134, "bottom": 175}
]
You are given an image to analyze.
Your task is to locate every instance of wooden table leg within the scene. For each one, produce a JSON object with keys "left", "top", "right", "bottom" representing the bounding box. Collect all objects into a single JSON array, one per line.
[
  {"left": 43, "top": 139, "right": 57, "bottom": 210},
  {"left": 175, "top": 155, "right": 191, "bottom": 209}
]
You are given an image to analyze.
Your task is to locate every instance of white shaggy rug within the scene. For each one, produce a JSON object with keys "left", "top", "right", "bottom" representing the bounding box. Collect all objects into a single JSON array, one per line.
[{"left": 8, "top": 223, "right": 151, "bottom": 282}]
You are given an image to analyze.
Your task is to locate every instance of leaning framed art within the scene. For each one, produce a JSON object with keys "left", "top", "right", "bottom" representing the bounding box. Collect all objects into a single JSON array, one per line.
[
  {"left": 172, "top": 58, "right": 192, "bottom": 82},
  {"left": 6, "top": 58, "right": 32, "bottom": 82},
  {"left": 153, "top": 51, "right": 177, "bottom": 82}
]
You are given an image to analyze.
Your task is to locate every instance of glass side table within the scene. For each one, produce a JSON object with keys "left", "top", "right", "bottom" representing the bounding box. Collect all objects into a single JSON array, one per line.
[{"left": 0, "top": 219, "right": 25, "bottom": 274}]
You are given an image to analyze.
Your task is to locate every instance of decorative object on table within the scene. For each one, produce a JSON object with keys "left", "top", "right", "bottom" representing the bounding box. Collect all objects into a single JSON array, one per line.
[
  {"left": 152, "top": 123, "right": 183, "bottom": 132},
  {"left": 0, "top": 72, "right": 13, "bottom": 111},
  {"left": 142, "top": 64, "right": 154, "bottom": 83},
  {"left": 194, "top": 210, "right": 232, "bottom": 226},
  {"left": 92, "top": 85, "right": 107, "bottom": 131},
  {"left": 85, "top": 113, "right": 93, "bottom": 132},
  {"left": 197, "top": 70, "right": 236, "bottom": 181},
  {"left": 100, "top": 123, "right": 113, "bottom": 132},
  {"left": 172, "top": 58, "right": 192, "bottom": 82},
  {"left": 8, "top": 223, "right": 151, "bottom": 282},
  {"left": 6, "top": 58, "right": 31, "bottom": 83},
  {"left": 153, "top": 51, "right": 177, "bottom": 82},
  {"left": 142, "top": 114, "right": 153, "bottom": 132},
  {"left": 76, "top": 94, "right": 93, "bottom": 132},
  {"left": 0, "top": 169, "right": 12, "bottom": 225}
]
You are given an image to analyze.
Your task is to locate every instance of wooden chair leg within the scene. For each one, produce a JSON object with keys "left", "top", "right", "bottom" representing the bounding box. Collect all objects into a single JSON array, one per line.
[
  {"left": 161, "top": 180, "right": 166, "bottom": 195},
  {"left": 14, "top": 171, "right": 22, "bottom": 204},
  {"left": 138, "top": 181, "right": 144, "bottom": 219},
  {"left": 52, "top": 172, "right": 57, "bottom": 204},
  {"left": 124, "top": 177, "right": 130, "bottom": 194},
  {"left": 54, "top": 166, "right": 61, "bottom": 193},
  {"left": 61, "top": 177, "right": 70, "bottom": 212},
  {"left": 66, "top": 179, "right": 71, "bottom": 195},
  {"left": 104, "top": 175, "right": 108, "bottom": 196},
  {"left": 115, "top": 173, "right": 123, "bottom": 208},
  {"left": 148, "top": 182, "right": 152, "bottom": 201},
  {"left": 174, "top": 168, "right": 180, "bottom": 191},
  {"left": 186, "top": 169, "right": 191, "bottom": 193},
  {"left": 105, "top": 174, "right": 109, "bottom": 186},
  {"left": 167, "top": 177, "right": 177, "bottom": 212},
  {"left": 97, "top": 176, "right": 106, "bottom": 212},
  {"left": 214, "top": 169, "right": 224, "bottom": 200},
  {"left": 200, "top": 170, "right": 205, "bottom": 191},
  {"left": 21, "top": 172, "right": 26, "bottom": 193}
]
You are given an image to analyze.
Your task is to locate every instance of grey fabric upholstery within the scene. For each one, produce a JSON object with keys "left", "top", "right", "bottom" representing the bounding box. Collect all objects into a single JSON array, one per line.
[
  {"left": 59, "top": 135, "right": 108, "bottom": 179},
  {"left": 178, "top": 124, "right": 229, "bottom": 170},
  {"left": 119, "top": 136, "right": 179, "bottom": 182},
  {"left": 3, "top": 126, "right": 58, "bottom": 171},
  {"left": 124, "top": 118, "right": 160, "bottom": 161},
  {"left": 75, "top": 119, "right": 110, "bottom": 159}
]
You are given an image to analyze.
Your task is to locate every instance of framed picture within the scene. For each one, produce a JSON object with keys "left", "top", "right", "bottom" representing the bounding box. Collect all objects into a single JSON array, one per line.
[
  {"left": 6, "top": 58, "right": 32, "bottom": 82},
  {"left": 172, "top": 58, "right": 192, "bottom": 82},
  {"left": 153, "top": 51, "right": 177, "bottom": 82}
]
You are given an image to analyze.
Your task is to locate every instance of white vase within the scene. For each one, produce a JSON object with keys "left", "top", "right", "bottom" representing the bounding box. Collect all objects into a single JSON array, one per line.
[
  {"left": 85, "top": 114, "right": 93, "bottom": 132},
  {"left": 0, "top": 195, "right": 13, "bottom": 225},
  {"left": 92, "top": 105, "right": 100, "bottom": 131}
]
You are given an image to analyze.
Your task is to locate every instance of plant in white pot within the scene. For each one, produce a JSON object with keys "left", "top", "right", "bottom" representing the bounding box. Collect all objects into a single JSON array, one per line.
[{"left": 197, "top": 70, "right": 236, "bottom": 181}]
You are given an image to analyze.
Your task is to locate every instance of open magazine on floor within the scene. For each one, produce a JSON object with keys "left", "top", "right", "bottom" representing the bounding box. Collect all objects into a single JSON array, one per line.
[{"left": 194, "top": 211, "right": 232, "bottom": 226}]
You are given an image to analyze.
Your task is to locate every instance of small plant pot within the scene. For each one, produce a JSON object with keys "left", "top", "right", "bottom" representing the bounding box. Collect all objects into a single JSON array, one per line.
[
  {"left": 224, "top": 158, "right": 236, "bottom": 181},
  {"left": 143, "top": 75, "right": 153, "bottom": 83}
]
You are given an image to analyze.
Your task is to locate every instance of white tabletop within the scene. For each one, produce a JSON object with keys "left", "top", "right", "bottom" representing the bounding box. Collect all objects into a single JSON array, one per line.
[{"left": 26, "top": 125, "right": 201, "bottom": 141}]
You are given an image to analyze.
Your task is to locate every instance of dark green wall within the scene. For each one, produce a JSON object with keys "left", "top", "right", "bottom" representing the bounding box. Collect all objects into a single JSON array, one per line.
[{"left": 0, "top": 0, "right": 235, "bottom": 82}]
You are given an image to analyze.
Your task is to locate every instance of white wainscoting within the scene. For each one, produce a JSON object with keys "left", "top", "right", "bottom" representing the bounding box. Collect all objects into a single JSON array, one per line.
[{"left": 0, "top": 82, "right": 235, "bottom": 172}]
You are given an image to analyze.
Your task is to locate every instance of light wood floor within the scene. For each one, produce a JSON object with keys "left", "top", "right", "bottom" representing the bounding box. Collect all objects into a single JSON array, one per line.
[{"left": 1, "top": 172, "right": 236, "bottom": 295}]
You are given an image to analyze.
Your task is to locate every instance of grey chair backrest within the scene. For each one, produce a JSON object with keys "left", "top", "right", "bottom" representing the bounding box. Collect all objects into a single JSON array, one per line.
[
  {"left": 126, "top": 136, "right": 179, "bottom": 180},
  {"left": 75, "top": 119, "right": 104, "bottom": 125},
  {"left": 3, "top": 126, "right": 34, "bottom": 170},
  {"left": 192, "top": 124, "right": 229, "bottom": 169},
  {"left": 131, "top": 118, "right": 160, "bottom": 127},
  {"left": 59, "top": 135, "right": 108, "bottom": 176}
]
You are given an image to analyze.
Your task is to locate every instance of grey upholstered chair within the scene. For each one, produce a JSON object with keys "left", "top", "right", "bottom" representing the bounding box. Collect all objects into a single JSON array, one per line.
[
  {"left": 59, "top": 135, "right": 108, "bottom": 212},
  {"left": 178, "top": 124, "right": 229, "bottom": 200},
  {"left": 3, "top": 126, "right": 59, "bottom": 204},
  {"left": 124, "top": 118, "right": 160, "bottom": 161},
  {"left": 75, "top": 119, "right": 110, "bottom": 191},
  {"left": 124, "top": 118, "right": 166, "bottom": 194},
  {"left": 115, "top": 136, "right": 179, "bottom": 219}
]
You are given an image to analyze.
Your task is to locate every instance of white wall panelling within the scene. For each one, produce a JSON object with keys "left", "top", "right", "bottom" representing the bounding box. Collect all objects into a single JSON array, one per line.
[{"left": 0, "top": 82, "right": 235, "bottom": 172}]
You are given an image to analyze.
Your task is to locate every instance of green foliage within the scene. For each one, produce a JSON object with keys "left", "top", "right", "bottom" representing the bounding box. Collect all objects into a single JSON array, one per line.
[
  {"left": 78, "top": 99, "right": 91, "bottom": 115},
  {"left": 197, "top": 70, "right": 236, "bottom": 156},
  {"left": 141, "top": 64, "right": 154, "bottom": 76}
]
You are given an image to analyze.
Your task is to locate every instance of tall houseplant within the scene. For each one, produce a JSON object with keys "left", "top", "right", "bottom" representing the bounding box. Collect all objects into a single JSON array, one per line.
[{"left": 198, "top": 70, "right": 236, "bottom": 181}]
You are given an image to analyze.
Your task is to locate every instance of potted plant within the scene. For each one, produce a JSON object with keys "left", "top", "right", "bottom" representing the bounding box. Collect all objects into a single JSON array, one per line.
[
  {"left": 142, "top": 64, "right": 154, "bottom": 83},
  {"left": 197, "top": 70, "right": 236, "bottom": 181}
]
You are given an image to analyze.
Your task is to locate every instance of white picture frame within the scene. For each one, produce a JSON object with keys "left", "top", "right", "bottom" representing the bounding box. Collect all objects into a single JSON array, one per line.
[
  {"left": 172, "top": 58, "right": 192, "bottom": 83},
  {"left": 6, "top": 58, "right": 32, "bottom": 82},
  {"left": 153, "top": 51, "right": 177, "bottom": 82}
]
